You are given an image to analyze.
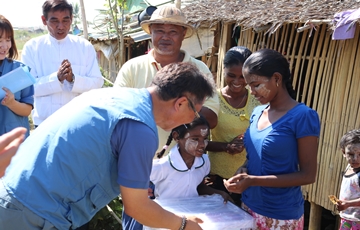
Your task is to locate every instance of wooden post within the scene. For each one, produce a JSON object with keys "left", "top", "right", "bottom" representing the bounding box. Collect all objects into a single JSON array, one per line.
[
  {"left": 79, "top": 0, "right": 88, "bottom": 39},
  {"left": 175, "top": 0, "right": 181, "bottom": 9},
  {"left": 308, "top": 202, "right": 322, "bottom": 230},
  {"left": 216, "top": 22, "right": 230, "bottom": 88},
  {"left": 335, "top": 215, "right": 341, "bottom": 229}
]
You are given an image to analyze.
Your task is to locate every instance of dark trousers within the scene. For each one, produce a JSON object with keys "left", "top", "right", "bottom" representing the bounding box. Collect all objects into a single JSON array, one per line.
[{"left": 74, "top": 223, "right": 89, "bottom": 230}]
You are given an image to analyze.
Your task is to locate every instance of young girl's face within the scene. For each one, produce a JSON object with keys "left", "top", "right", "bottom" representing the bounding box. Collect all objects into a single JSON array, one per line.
[
  {"left": 178, "top": 124, "right": 209, "bottom": 158},
  {"left": 0, "top": 31, "right": 11, "bottom": 60},
  {"left": 343, "top": 143, "right": 360, "bottom": 169}
]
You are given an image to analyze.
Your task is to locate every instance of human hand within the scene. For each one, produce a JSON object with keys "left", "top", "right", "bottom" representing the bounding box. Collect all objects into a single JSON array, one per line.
[
  {"left": 185, "top": 216, "right": 203, "bottom": 230},
  {"left": 1, "top": 87, "right": 15, "bottom": 107},
  {"left": 225, "top": 134, "right": 244, "bottom": 155},
  {"left": 218, "top": 191, "right": 234, "bottom": 204},
  {"left": 0, "top": 127, "right": 26, "bottom": 177},
  {"left": 57, "top": 59, "right": 74, "bottom": 83},
  {"left": 336, "top": 200, "right": 350, "bottom": 212},
  {"left": 148, "top": 187, "right": 154, "bottom": 198},
  {"left": 223, "top": 173, "right": 250, "bottom": 194}
]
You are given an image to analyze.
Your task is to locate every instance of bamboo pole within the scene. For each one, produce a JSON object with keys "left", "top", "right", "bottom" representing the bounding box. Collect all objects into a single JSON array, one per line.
[
  {"left": 301, "top": 25, "right": 322, "bottom": 202},
  {"left": 306, "top": 25, "right": 331, "bottom": 204},
  {"left": 317, "top": 38, "right": 339, "bottom": 208},
  {"left": 308, "top": 202, "right": 322, "bottom": 230},
  {"left": 346, "top": 28, "right": 360, "bottom": 129},
  {"left": 248, "top": 29, "right": 256, "bottom": 51},
  {"left": 268, "top": 30, "right": 276, "bottom": 49},
  {"left": 304, "top": 23, "right": 322, "bottom": 105},
  {"left": 292, "top": 29, "right": 308, "bottom": 100},
  {"left": 288, "top": 24, "right": 298, "bottom": 74},
  {"left": 253, "top": 31, "right": 261, "bottom": 51},
  {"left": 327, "top": 39, "right": 352, "bottom": 208},
  {"left": 79, "top": 0, "right": 88, "bottom": 39},
  {"left": 312, "top": 24, "right": 328, "bottom": 109},
  {"left": 216, "top": 22, "right": 230, "bottom": 88},
  {"left": 278, "top": 24, "right": 286, "bottom": 52},
  {"left": 312, "top": 33, "right": 338, "bottom": 207}
]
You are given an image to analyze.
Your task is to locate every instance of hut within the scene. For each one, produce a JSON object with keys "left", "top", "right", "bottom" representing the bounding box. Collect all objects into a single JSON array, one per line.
[
  {"left": 87, "top": 0, "right": 208, "bottom": 83},
  {"left": 182, "top": 0, "right": 360, "bottom": 228}
]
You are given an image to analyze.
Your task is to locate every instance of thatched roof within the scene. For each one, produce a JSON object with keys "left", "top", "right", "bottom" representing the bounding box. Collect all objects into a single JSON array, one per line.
[{"left": 183, "top": 0, "right": 360, "bottom": 33}]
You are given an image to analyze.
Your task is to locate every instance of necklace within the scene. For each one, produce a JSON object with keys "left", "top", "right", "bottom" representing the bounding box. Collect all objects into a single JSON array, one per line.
[{"left": 223, "top": 89, "right": 248, "bottom": 108}]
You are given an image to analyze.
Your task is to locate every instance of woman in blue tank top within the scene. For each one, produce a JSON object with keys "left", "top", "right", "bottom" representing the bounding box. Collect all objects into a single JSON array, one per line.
[{"left": 224, "top": 49, "right": 321, "bottom": 229}]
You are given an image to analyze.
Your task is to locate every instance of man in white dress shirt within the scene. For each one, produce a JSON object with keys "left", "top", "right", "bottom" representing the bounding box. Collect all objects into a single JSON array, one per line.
[{"left": 22, "top": 0, "right": 103, "bottom": 127}]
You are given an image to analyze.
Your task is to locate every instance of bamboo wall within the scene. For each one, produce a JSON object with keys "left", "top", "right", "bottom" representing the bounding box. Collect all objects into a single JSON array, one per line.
[
  {"left": 92, "top": 38, "right": 134, "bottom": 84},
  {"left": 215, "top": 22, "right": 360, "bottom": 212}
]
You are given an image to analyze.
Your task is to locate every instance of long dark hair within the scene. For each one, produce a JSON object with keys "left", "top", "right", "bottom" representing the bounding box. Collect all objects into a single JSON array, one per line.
[
  {"left": 243, "top": 49, "right": 296, "bottom": 100},
  {"left": 156, "top": 116, "right": 209, "bottom": 158},
  {"left": 223, "top": 46, "right": 252, "bottom": 68}
]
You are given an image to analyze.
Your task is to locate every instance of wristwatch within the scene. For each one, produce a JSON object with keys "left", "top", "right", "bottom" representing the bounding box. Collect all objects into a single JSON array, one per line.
[{"left": 71, "top": 75, "right": 75, "bottom": 83}]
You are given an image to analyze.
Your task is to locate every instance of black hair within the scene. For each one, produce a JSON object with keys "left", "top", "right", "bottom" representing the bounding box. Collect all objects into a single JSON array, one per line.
[
  {"left": 42, "top": 0, "right": 73, "bottom": 19},
  {"left": 156, "top": 115, "right": 210, "bottom": 158},
  {"left": 223, "top": 46, "right": 252, "bottom": 68},
  {"left": 151, "top": 62, "right": 214, "bottom": 105},
  {"left": 243, "top": 49, "right": 296, "bottom": 100},
  {"left": 0, "top": 15, "right": 17, "bottom": 60},
  {"left": 340, "top": 129, "right": 360, "bottom": 151}
]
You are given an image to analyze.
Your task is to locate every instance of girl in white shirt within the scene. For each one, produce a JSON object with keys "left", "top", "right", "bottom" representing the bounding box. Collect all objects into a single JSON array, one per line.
[
  {"left": 122, "top": 117, "right": 232, "bottom": 230},
  {"left": 152, "top": 116, "right": 232, "bottom": 200},
  {"left": 336, "top": 129, "right": 360, "bottom": 229}
]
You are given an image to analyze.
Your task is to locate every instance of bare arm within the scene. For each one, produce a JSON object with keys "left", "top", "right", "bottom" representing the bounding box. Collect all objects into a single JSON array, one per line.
[
  {"left": 1, "top": 88, "right": 32, "bottom": 116},
  {"left": 120, "top": 186, "right": 203, "bottom": 229},
  {"left": 206, "top": 134, "right": 244, "bottom": 154},
  {"left": 0, "top": 127, "right": 26, "bottom": 177},
  {"left": 337, "top": 198, "right": 360, "bottom": 211},
  {"left": 199, "top": 107, "right": 217, "bottom": 129},
  {"left": 224, "top": 136, "right": 318, "bottom": 193},
  {"left": 197, "top": 182, "right": 233, "bottom": 203}
]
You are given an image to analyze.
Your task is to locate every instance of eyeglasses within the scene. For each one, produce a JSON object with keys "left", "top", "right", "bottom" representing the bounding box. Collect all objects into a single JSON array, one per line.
[{"left": 186, "top": 97, "right": 200, "bottom": 119}]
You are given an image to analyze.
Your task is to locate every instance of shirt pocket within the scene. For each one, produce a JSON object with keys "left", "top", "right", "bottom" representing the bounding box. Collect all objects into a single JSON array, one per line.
[{"left": 65, "top": 184, "right": 112, "bottom": 227}]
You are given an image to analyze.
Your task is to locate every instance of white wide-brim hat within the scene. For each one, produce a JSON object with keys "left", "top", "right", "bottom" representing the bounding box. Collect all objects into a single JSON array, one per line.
[{"left": 140, "top": 5, "right": 194, "bottom": 38}]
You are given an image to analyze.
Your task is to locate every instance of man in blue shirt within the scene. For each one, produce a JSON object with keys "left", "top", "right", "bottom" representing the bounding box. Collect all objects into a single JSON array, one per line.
[{"left": 0, "top": 62, "right": 214, "bottom": 230}]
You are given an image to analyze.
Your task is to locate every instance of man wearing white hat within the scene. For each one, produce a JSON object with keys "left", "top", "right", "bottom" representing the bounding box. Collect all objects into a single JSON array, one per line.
[{"left": 114, "top": 5, "right": 219, "bottom": 156}]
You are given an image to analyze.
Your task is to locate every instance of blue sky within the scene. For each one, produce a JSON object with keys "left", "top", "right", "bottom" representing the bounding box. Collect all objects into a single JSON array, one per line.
[{"left": 2, "top": 0, "right": 106, "bottom": 27}]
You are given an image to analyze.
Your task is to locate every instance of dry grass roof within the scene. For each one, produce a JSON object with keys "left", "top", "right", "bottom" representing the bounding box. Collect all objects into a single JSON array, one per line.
[{"left": 183, "top": 0, "right": 360, "bottom": 32}]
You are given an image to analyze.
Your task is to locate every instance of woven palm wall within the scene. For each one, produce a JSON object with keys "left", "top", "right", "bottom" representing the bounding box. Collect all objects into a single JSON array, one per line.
[{"left": 215, "top": 22, "right": 360, "bottom": 212}]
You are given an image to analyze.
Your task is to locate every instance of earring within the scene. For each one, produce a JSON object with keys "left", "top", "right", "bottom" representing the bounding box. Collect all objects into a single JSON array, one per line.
[{"left": 276, "top": 82, "right": 279, "bottom": 87}]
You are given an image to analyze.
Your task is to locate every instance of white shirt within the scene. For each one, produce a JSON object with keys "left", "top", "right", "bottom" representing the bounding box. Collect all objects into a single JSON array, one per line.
[
  {"left": 22, "top": 34, "right": 104, "bottom": 125},
  {"left": 150, "top": 145, "right": 210, "bottom": 199},
  {"left": 339, "top": 165, "right": 360, "bottom": 221}
]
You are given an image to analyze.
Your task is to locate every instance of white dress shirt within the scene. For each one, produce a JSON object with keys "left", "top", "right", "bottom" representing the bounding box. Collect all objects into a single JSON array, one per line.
[{"left": 22, "top": 34, "right": 103, "bottom": 125}]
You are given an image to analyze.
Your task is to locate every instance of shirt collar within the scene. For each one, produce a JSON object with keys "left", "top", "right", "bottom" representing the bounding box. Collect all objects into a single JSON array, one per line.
[
  {"left": 48, "top": 34, "right": 69, "bottom": 44},
  {"left": 168, "top": 145, "right": 205, "bottom": 172},
  {"left": 149, "top": 49, "right": 189, "bottom": 68}
]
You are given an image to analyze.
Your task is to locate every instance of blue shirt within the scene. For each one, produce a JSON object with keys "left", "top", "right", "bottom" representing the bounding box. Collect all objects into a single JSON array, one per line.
[
  {"left": 2, "top": 87, "right": 157, "bottom": 229},
  {"left": 111, "top": 119, "right": 157, "bottom": 189},
  {"left": 242, "top": 103, "right": 320, "bottom": 220},
  {"left": 0, "top": 58, "right": 34, "bottom": 137}
]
